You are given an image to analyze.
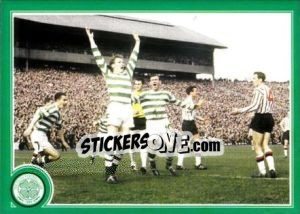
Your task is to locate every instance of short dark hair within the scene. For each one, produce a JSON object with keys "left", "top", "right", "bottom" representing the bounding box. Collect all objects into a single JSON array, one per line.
[
  {"left": 43, "top": 96, "right": 52, "bottom": 104},
  {"left": 254, "top": 72, "right": 266, "bottom": 82},
  {"left": 134, "top": 78, "right": 144, "bottom": 84},
  {"left": 108, "top": 54, "right": 124, "bottom": 70},
  {"left": 150, "top": 74, "right": 159, "bottom": 80},
  {"left": 186, "top": 86, "right": 197, "bottom": 95},
  {"left": 54, "top": 92, "right": 66, "bottom": 101}
]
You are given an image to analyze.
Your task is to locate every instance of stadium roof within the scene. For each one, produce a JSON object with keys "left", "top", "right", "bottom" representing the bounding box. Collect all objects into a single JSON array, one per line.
[{"left": 14, "top": 14, "right": 226, "bottom": 48}]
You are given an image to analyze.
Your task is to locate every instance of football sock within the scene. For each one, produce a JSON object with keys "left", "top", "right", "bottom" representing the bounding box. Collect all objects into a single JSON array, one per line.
[
  {"left": 40, "top": 155, "right": 52, "bottom": 164},
  {"left": 112, "top": 154, "right": 122, "bottom": 165},
  {"left": 265, "top": 150, "right": 275, "bottom": 171},
  {"left": 31, "top": 153, "right": 38, "bottom": 162},
  {"left": 104, "top": 154, "right": 113, "bottom": 167},
  {"left": 256, "top": 154, "right": 266, "bottom": 175},
  {"left": 128, "top": 150, "right": 136, "bottom": 166},
  {"left": 195, "top": 153, "right": 201, "bottom": 166},
  {"left": 111, "top": 163, "right": 118, "bottom": 175},
  {"left": 194, "top": 138, "right": 202, "bottom": 166},
  {"left": 148, "top": 153, "right": 156, "bottom": 169},
  {"left": 166, "top": 157, "right": 173, "bottom": 169},
  {"left": 140, "top": 149, "right": 148, "bottom": 168},
  {"left": 283, "top": 146, "right": 288, "bottom": 157},
  {"left": 177, "top": 153, "right": 184, "bottom": 166}
]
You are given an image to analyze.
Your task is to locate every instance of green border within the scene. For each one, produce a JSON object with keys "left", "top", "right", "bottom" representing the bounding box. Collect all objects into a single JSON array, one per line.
[{"left": 1, "top": 0, "right": 299, "bottom": 213}]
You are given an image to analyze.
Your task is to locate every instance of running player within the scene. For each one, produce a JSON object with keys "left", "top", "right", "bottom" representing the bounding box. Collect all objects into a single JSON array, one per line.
[
  {"left": 137, "top": 75, "right": 186, "bottom": 176},
  {"left": 280, "top": 111, "right": 290, "bottom": 158},
  {"left": 176, "top": 86, "right": 207, "bottom": 170},
  {"left": 23, "top": 96, "right": 53, "bottom": 165},
  {"left": 232, "top": 72, "right": 276, "bottom": 178},
  {"left": 25, "top": 92, "right": 69, "bottom": 167},
  {"left": 86, "top": 28, "right": 140, "bottom": 184}
]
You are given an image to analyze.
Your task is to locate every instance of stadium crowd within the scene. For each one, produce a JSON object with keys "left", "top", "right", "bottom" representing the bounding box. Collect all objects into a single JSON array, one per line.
[{"left": 14, "top": 68, "right": 289, "bottom": 148}]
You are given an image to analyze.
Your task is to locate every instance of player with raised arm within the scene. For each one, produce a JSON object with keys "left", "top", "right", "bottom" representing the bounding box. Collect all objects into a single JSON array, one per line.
[
  {"left": 86, "top": 28, "right": 140, "bottom": 184},
  {"left": 176, "top": 86, "right": 207, "bottom": 170},
  {"left": 232, "top": 72, "right": 276, "bottom": 178},
  {"left": 137, "top": 75, "right": 186, "bottom": 176},
  {"left": 25, "top": 92, "right": 69, "bottom": 167}
]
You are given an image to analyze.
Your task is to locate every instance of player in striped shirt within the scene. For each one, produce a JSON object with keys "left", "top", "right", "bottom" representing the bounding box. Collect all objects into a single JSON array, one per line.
[
  {"left": 25, "top": 92, "right": 69, "bottom": 167},
  {"left": 23, "top": 96, "right": 53, "bottom": 165},
  {"left": 176, "top": 86, "right": 207, "bottom": 170},
  {"left": 232, "top": 72, "right": 276, "bottom": 178},
  {"left": 280, "top": 111, "right": 290, "bottom": 158},
  {"left": 86, "top": 28, "right": 140, "bottom": 183},
  {"left": 137, "top": 75, "right": 186, "bottom": 176}
]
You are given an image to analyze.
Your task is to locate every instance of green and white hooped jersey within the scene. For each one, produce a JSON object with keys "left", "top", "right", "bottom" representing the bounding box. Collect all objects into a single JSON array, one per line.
[
  {"left": 34, "top": 103, "right": 62, "bottom": 133},
  {"left": 138, "top": 90, "right": 185, "bottom": 121},
  {"left": 98, "top": 116, "right": 108, "bottom": 134},
  {"left": 91, "top": 43, "right": 139, "bottom": 104}
]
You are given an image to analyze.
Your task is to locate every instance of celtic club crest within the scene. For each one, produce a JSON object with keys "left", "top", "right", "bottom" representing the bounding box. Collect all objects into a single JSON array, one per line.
[{"left": 12, "top": 173, "right": 45, "bottom": 206}]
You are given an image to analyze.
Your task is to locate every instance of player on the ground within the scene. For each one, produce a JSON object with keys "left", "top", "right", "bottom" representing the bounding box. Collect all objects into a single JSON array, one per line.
[
  {"left": 23, "top": 96, "right": 53, "bottom": 165},
  {"left": 24, "top": 92, "right": 69, "bottom": 167},
  {"left": 137, "top": 75, "right": 186, "bottom": 176},
  {"left": 131, "top": 78, "right": 147, "bottom": 174},
  {"left": 280, "top": 111, "right": 290, "bottom": 158},
  {"left": 232, "top": 72, "right": 276, "bottom": 178},
  {"left": 176, "top": 86, "right": 207, "bottom": 170},
  {"left": 86, "top": 28, "right": 140, "bottom": 184}
]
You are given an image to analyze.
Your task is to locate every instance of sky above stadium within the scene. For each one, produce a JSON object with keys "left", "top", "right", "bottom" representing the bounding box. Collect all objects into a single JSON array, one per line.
[{"left": 108, "top": 13, "right": 291, "bottom": 82}]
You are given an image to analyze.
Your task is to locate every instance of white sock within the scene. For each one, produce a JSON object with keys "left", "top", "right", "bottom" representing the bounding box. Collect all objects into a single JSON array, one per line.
[
  {"left": 129, "top": 150, "right": 135, "bottom": 166},
  {"left": 194, "top": 139, "right": 202, "bottom": 166},
  {"left": 104, "top": 154, "right": 113, "bottom": 167},
  {"left": 265, "top": 150, "right": 275, "bottom": 171},
  {"left": 177, "top": 153, "right": 184, "bottom": 166},
  {"left": 256, "top": 154, "right": 266, "bottom": 175},
  {"left": 284, "top": 147, "right": 288, "bottom": 157},
  {"left": 195, "top": 153, "right": 201, "bottom": 166},
  {"left": 140, "top": 149, "right": 148, "bottom": 168}
]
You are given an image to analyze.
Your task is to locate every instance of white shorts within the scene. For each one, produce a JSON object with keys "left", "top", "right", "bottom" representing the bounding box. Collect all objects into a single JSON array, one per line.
[
  {"left": 146, "top": 119, "right": 170, "bottom": 135},
  {"left": 30, "top": 130, "right": 54, "bottom": 152},
  {"left": 107, "top": 102, "right": 134, "bottom": 128},
  {"left": 146, "top": 119, "right": 174, "bottom": 154}
]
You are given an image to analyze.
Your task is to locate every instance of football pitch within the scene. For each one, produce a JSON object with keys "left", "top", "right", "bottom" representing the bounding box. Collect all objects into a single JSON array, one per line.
[{"left": 14, "top": 145, "right": 290, "bottom": 205}]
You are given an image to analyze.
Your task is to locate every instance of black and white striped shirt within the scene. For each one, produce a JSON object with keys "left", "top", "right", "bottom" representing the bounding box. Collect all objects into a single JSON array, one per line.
[
  {"left": 240, "top": 84, "right": 274, "bottom": 114},
  {"left": 181, "top": 96, "right": 196, "bottom": 121}
]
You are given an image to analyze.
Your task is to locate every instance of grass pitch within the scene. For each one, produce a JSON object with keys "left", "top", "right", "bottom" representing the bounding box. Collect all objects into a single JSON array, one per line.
[{"left": 14, "top": 145, "right": 290, "bottom": 204}]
